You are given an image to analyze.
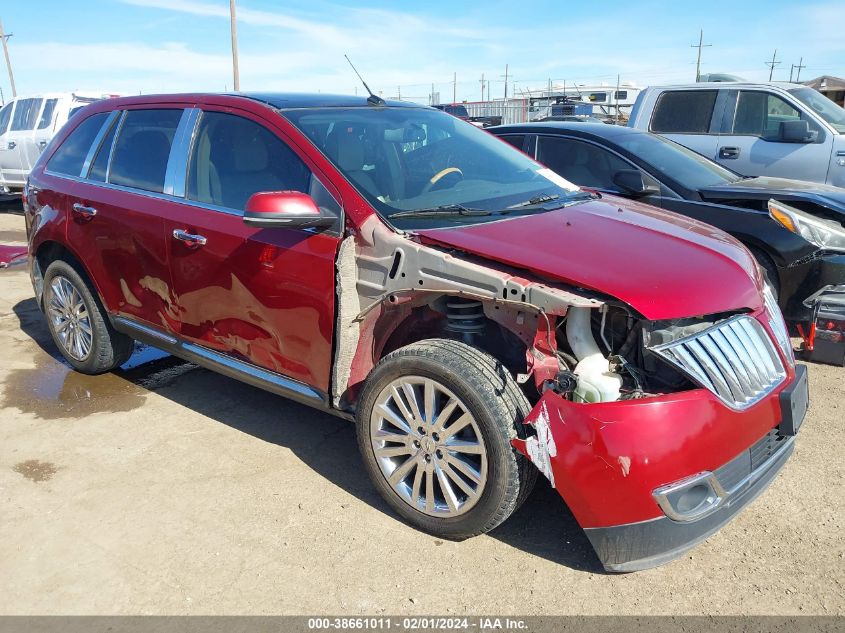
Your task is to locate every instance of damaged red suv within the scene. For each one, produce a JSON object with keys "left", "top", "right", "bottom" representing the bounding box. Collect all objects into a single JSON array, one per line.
[{"left": 24, "top": 93, "right": 809, "bottom": 571}]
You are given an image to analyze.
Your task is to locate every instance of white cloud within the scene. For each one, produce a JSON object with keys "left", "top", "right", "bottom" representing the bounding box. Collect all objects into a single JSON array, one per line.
[{"left": 9, "top": 0, "right": 844, "bottom": 99}]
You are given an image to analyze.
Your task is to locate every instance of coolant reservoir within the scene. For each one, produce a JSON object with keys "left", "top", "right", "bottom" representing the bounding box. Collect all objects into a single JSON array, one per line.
[{"left": 566, "top": 307, "right": 623, "bottom": 403}]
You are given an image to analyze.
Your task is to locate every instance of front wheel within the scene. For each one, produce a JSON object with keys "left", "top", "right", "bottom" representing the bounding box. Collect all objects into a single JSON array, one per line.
[{"left": 356, "top": 339, "right": 536, "bottom": 539}]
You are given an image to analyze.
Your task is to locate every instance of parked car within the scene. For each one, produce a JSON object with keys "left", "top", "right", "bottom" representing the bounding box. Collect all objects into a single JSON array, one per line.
[
  {"left": 628, "top": 82, "right": 845, "bottom": 188},
  {"left": 24, "top": 93, "right": 807, "bottom": 572},
  {"left": 433, "top": 103, "right": 501, "bottom": 127},
  {"left": 490, "top": 121, "right": 845, "bottom": 363},
  {"left": 537, "top": 115, "right": 608, "bottom": 124},
  {"left": 0, "top": 92, "right": 111, "bottom": 197}
]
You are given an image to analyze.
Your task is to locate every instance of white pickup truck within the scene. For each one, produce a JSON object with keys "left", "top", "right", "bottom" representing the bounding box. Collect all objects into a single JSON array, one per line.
[
  {"left": 628, "top": 82, "right": 845, "bottom": 188},
  {"left": 0, "top": 92, "right": 112, "bottom": 197}
]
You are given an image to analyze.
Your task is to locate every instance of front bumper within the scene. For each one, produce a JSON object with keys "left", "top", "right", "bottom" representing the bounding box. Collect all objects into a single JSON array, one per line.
[
  {"left": 513, "top": 362, "right": 806, "bottom": 572},
  {"left": 584, "top": 430, "right": 794, "bottom": 572}
]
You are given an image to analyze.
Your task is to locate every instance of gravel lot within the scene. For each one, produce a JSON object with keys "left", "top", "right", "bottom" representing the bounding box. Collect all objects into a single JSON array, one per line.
[{"left": 0, "top": 209, "right": 842, "bottom": 615}]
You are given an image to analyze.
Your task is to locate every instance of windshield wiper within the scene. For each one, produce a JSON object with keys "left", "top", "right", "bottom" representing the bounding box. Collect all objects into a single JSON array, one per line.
[
  {"left": 507, "top": 193, "right": 561, "bottom": 209},
  {"left": 504, "top": 190, "right": 594, "bottom": 213},
  {"left": 386, "top": 204, "right": 491, "bottom": 219}
]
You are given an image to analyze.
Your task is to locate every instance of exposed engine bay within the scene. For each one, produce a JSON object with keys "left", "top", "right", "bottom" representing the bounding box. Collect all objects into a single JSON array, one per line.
[{"left": 332, "top": 216, "right": 716, "bottom": 411}]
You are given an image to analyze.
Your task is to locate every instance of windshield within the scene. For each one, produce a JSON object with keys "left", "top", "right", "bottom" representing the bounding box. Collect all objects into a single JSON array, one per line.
[
  {"left": 282, "top": 106, "right": 584, "bottom": 229},
  {"left": 613, "top": 131, "right": 743, "bottom": 189},
  {"left": 788, "top": 87, "right": 845, "bottom": 133}
]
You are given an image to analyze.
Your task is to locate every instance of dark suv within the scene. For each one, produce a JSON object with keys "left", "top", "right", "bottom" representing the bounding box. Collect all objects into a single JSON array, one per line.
[{"left": 23, "top": 93, "right": 807, "bottom": 571}]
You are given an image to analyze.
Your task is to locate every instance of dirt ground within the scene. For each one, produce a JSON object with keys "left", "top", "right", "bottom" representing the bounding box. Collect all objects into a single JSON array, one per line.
[{"left": 0, "top": 209, "right": 842, "bottom": 616}]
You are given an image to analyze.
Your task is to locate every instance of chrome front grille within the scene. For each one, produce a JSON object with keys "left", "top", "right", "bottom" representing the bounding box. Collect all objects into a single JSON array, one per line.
[{"left": 651, "top": 316, "right": 786, "bottom": 410}]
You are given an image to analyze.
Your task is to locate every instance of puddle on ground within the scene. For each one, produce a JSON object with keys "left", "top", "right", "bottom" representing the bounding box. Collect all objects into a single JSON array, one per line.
[
  {"left": 1, "top": 342, "right": 198, "bottom": 420},
  {"left": 13, "top": 459, "right": 58, "bottom": 482}
]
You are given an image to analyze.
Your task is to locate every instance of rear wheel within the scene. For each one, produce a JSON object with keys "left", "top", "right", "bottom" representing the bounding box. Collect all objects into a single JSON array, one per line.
[
  {"left": 43, "top": 260, "right": 134, "bottom": 374},
  {"left": 356, "top": 339, "right": 536, "bottom": 539}
]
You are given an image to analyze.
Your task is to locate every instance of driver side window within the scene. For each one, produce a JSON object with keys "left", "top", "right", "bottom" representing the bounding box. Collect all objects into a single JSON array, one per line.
[
  {"left": 731, "top": 91, "right": 813, "bottom": 140},
  {"left": 187, "top": 111, "right": 312, "bottom": 212},
  {"left": 537, "top": 136, "right": 632, "bottom": 191}
]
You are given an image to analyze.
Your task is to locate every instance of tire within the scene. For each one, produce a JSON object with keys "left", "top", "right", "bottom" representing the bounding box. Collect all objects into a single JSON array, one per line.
[
  {"left": 42, "top": 259, "right": 134, "bottom": 374},
  {"left": 748, "top": 246, "right": 780, "bottom": 301},
  {"left": 356, "top": 338, "right": 537, "bottom": 540}
]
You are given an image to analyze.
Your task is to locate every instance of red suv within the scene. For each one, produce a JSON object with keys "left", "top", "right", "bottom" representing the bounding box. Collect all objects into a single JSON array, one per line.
[{"left": 23, "top": 93, "right": 808, "bottom": 571}]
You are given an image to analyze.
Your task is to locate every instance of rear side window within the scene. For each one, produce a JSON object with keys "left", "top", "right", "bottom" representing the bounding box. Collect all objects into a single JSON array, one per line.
[
  {"left": 11, "top": 98, "right": 43, "bottom": 131},
  {"left": 650, "top": 90, "right": 717, "bottom": 134},
  {"left": 46, "top": 112, "right": 109, "bottom": 177},
  {"left": 37, "top": 99, "right": 59, "bottom": 130},
  {"left": 0, "top": 102, "right": 12, "bottom": 135},
  {"left": 109, "top": 109, "right": 182, "bottom": 193},
  {"left": 187, "top": 111, "right": 311, "bottom": 211}
]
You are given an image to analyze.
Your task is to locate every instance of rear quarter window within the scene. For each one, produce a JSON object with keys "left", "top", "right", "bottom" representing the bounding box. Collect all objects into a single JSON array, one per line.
[
  {"left": 108, "top": 109, "right": 183, "bottom": 193},
  {"left": 650, "top": 90, "right": 718, "bottom": 134},
  {"left": 46, "top": 112, "right": 109, "bottom": 177}
]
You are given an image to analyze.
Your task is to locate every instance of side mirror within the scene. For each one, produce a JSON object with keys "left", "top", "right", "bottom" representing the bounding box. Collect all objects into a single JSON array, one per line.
[
  {"left": 612, "top": 169, "right": 660, "bottom": 198},
  {"left": 243, "top": 191, "right": 335, "bottom": 230},
  {"left": 779, "top": 120, "right": 817, "bottom": 143}
]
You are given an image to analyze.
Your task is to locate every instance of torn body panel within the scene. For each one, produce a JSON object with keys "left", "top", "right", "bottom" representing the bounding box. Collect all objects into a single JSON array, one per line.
[
  {"left": 331, "top": 215, "right": 602, "bottom": 408},
  {"left": 513, "top": 384, "right": 792, "bottom": 529}
]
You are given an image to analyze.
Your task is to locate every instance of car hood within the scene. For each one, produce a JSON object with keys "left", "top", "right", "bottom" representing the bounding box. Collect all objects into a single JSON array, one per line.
[
  {"left": 700, "top": 177, "right": 845, "bottom": 217},
  {"left": 415, "top": 195, "right": 763, "bottom": 321}
]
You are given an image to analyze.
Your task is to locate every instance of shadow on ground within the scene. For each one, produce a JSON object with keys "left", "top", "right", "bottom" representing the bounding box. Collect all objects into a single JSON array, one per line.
[{"left": 9, "top": 297, "right": 604, "bottom": 573}]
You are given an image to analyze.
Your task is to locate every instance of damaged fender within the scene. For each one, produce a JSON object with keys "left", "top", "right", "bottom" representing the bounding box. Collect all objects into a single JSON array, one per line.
[{"left": 331, "top": 215, "right": 600, "bottom": 408}]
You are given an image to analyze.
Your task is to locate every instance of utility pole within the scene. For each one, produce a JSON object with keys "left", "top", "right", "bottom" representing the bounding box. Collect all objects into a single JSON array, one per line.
[
  {"left": 794, "top": 57, "right": 806, "bottom": 82},
  {"left": 397, "top": 85, "right": 401, "bottom": 100},
  {"left": 765, "top": 49, "right": 781, "bottom": 81},
  {"left": 502, "top": 64, "right": 509, "bottom": 100},
  {"left": 229, "top": 0, "right": 240, "bottom": 91},
  {"left": 453, "top": 72, "right": 456, "bottom": 104},
  {"left": 0, "top": 20, "right": 16, "bottom": 98},
  {"left": 479, "top": 73, "right": 485, "bottom": 101},
  {"left": 615, "top": 74, "right": 620, "bottom": 124},
  {"left": 690, "top": 29, "right": 711, "bottom": 83}
]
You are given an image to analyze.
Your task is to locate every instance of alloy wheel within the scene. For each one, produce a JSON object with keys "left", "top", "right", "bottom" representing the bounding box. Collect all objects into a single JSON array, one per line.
[
  {"left": 47, "top": 276, "right": 93, "bottom": 361},
  {"left": 370, "top": 376, "right": 488, "bottom": 517}
]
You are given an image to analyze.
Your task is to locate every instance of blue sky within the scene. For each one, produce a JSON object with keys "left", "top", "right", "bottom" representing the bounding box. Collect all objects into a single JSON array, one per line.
[{"left": 3, "top": 0, "right": 843, "bottom": 102}]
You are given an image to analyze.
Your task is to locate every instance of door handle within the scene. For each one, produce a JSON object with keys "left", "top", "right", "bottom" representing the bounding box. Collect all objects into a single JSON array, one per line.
[
  {"left": 37, "top": 140, "right": 48, "bottom": 150},
  {"left": 7, "top": 141, "right": 15, "bottom": 150},
  {"left": 172, "top": 229, "right": 207, "bottom": 247},
  {"left": 71, "top": 203, "right": 98, "bottom": 217},
  {"left": 719, "top": 146, "right": 740, "bottom": 159}
]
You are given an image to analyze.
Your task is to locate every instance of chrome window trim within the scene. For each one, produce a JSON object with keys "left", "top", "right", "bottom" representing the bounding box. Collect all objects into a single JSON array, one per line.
[
  {"left": 163, "top": 108, "right": 200, "bottom": 197},
  {"left": 79, "top": 110, "right": 120, "bottom": 179},
  {"left": 105, "top": 110, "right": 127, "bottom": 183}
]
